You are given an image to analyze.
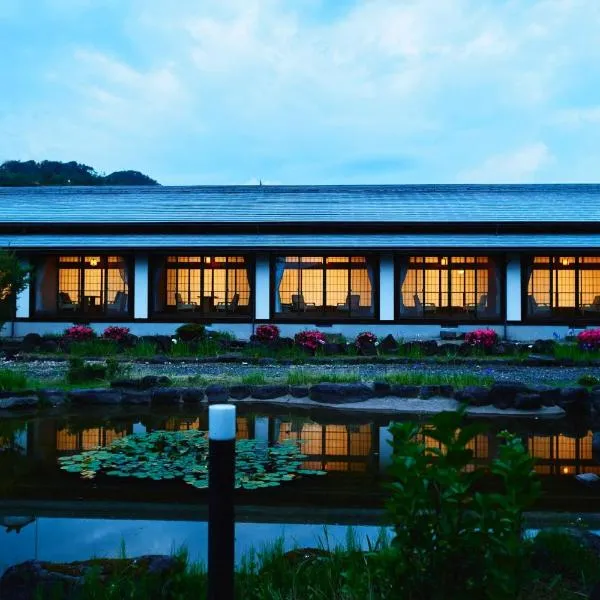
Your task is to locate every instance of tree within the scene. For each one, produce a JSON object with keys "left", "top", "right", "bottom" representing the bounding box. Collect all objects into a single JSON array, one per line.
[{"left": 0, "top": 250, "right": 29, "bottom": 333}]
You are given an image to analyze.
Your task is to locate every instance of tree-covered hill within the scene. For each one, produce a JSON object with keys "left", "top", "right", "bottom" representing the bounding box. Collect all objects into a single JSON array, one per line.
[{"left": 0, "top": 160, "right": 159, "bottom": 186}]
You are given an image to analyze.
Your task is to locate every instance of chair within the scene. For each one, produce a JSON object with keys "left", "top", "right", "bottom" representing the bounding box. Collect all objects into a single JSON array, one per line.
[
  {"left": 216, "top": 293, "right": 240, "bottom": 313},
  {"left": 176, "top": 293, "right": 196, "bottom": 311},
  {"left": 291, "top": 294, "right": 316, "bottom": 312},
  {"left": 528, "top": 295, "right": 551, "bottom": 316},
  {"left": 467, "top": 294, "right": 488, "bottom": 315},
  {"left": 583, "top": 295, "right": 600, "bottom": 313},
  {"left": 337, "top": 294, "right": 361, "bottom": 313},
  {"left": 58, "top": 292, "right": 79, "bottom": 311},
  {"left": 107, "top": 291, "right": 125, "bottom": 313},
  {"left": 414, "top": 294, "right": 437, "bottom": 315}
]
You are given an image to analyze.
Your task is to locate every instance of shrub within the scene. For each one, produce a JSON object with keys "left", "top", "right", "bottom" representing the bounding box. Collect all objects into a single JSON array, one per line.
[
  {"left": 66, "top": 358, "right": 107, "bottom": 383},
  {"left": 255, "top": 324, "right": 280, "bottom": 343},
  {"left": 64, "top": 325, "right": 95, "bottom": 342},
  {"left": 577, "top": 374, "right": 600, "bottom": 387},
  {"left": 0, "top": 369, "right": 29, "bottom": 391},
  {"left": 102, "top": 326, "right": 130, "bottom": 343},
  {"left": 0, "top": 249, "right": 29, "bottom": 332},
  {"left": 464, "top": 328, "right": 499, "bottom": 349},
  {"left": 295, "top": 330, "right": 326, "bottom": 353},
  {"left": 577, "top": 328, "right": 600, "bottom": 351},
  {"left": 355, "top": 331, "right": 377, "bottom": 347},
  {"left": 175, "top": 323, "right": 206, "bottom": 342}
]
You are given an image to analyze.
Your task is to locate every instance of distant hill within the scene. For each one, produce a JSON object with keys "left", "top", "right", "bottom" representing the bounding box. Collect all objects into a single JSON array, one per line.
[{"left": 0, "top": 160, "right": 159, "bottom": 186}]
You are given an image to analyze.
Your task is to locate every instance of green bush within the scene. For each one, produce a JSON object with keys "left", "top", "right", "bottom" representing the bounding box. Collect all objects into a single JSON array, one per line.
[
  {"left": 66, "top": 358, "right": 128, "bottom": 384},
  {"left": 385, "top": 407, "right": 541, "bottom": 599},
  {"left": 175, "top": 323, "right": 206, "bottom": 342},
  {"left": 577, "top": 374, "right": 600, "bottom": 387},
  {"left": 0, "top": 369, "right": 29, "bottom": 392}
]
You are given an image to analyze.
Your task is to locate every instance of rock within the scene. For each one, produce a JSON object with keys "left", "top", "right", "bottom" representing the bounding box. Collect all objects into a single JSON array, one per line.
[
  {"left": 527, "top": 384, "right": 562, "bottom": 407},
  {"left": 532, "top": 339, "right": 556, "bottom": 355},
  {"left": 38, "top": 339, "right": 59, "bottom": 353},
  {"left": 389, "top": 384, "right": 420, "bottom": 398},
  {"left": 251, "top": 385, "right": 289, "bottom": 400},
  {"left": 575, "top": 472, "right": 600, "bottom": 486},
  {"left": 140, "top": 375, "right": 171, "bottom": 389},
  {"left": 357, "top": 342, "right": 378, "bottom": 356},
  {"left": 0, "top": 555, "right": 182, "bottom": 600},
  {"left": 289, "top": 385, "right": 310, "bottom": 398},
  {"left": 21, "top": 333, "right": 42, "bottom": 352},
  {"left": 559, "top": 386, "right": 591, "bottom": 416},
  {"left": 206, "top": 384, "right": 229, "bottom": 404},
  {"left": 229, "top": 384, "right": 252, "bottom": 399},
  {"left": 153, "top": 335, "right": 173, "bottom": 353},
  {"left": 419, "top": 385, "right": 440, "bottom": 399},
  {"left": 181, "top": 388, "right": 204, "bottom": 403},
  {"left": 0, "top": 394, "right": 39, "bottom": 409},
  {"left": 215, "top": 353, "right": 244, "bottom": 362},
  {"left": 111, "top": 378, "right": 142, "bottom": 389},
  {"left": 488, "top": 382, "right": 529, "bottom": 410},
  {"left": 514, "top": 392, "right": 543, "bottom": 410},
  {"left": 38, "top": 389, "right": 67, "bottom": 407},
  {"left": 379, "top": 334, "right": 399, "bottom": 353},
  {"left": 309, "top": 383, "right": 372, "bottom": 404},
  {"left": 151, "top": 388, "right": 184, "bottom": 405},
  {"left": 121, "top": 390, "right": 152, "bottom": 405},
  {"left": 257, "top": 357, "right": 276, "bottom": 366},
  {"left": 323, "top": 342, "right": 344, "bottom": 356},
  {"left": 372, "top": 381, "right": 391, "bottom": 397},
  {"left": 439, "top": 385, "right": 454, "bottom": 398},
  {"left": 440, "top": 329, "right": 461, "bottom": 340},
  {"left": 68, "top": 389, "right": 123, "bottom": 405},
  {"left": 148, "top": 355, "right": 169, "bottom": 364},
  {"left": 455, "top": 386, "right": 490, "bottom": 406}
]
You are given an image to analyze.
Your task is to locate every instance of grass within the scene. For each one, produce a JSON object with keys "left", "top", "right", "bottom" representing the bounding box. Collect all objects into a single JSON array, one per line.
[
  {"left": 69, "top": 339, "right": 119, "bottom": 357},
  {"left": 0, "top": 368, "right": 30, "bottom": 392},
  {"left": 124, "top": 340, "right": 158, "bottom": 358},
  {"left": 286, "top": 369, "right": 363, "bottom": 385},
  {"left": 553, "top": 343, "right": 600, "bottom": 363},
  {"left": 383, "top": 370, "right": 495, "bottom": 388},
  {"left": 240, "top": 371, "right": 268, "bottom": 385}
]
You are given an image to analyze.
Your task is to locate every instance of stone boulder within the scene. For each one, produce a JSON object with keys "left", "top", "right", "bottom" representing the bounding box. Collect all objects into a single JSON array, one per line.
[
  {"left": 309, "top": 383, "right": 372, "bottom": 404},
  {"left": 488, "top": 382, "right": 529, "bottom": 410},
  {"left": 205, "top": 384, "right": 229, "bottom": 404},
  {"left": 454, "top": 386, "right": 490, "bottom": 406},
  {"left": 140, "top": 375, "right": 171, "bottom": 389},
  {"left": 68, "top": 389, "right": 123, "bottom": 405},
  {"left": 151, "top": 388, "right": 185, "bottom": 405},
  {"left": 21, "top": 333, "right": 42, "bottom": 352},
  {"left": 379, "top": 334, "right": 399, "bottom": 353},
  {"left": 514, "top": 392, "right": 543, "bottom": 410},
  {"left": 419, "top": 385, "right": 440, "bottom": 399},
  {"left": 0, "top": 394, "right": 39, "bottom": 410},
  {"left": 439, "top": 385, "right": 454, "bottom": 398},
  {"left": 527, "top": 384, "right": 562, "bottom": 407},
  {"left": 121, "top": 390, "right": 152, "bottom": 405},
  {"left": 251, "top": 385, "right": 289, "bottom": 400},
  {"left": 229, "top": 384, "right": 252, "bottom": 399},
  {"left": 532, "top": 339, "right": 556, "bottom": 355},
  {"left": 37, "top": 389, "right": 68, "bottom": 407},
  {"left": 389, "top": 384, "right": 420, "bottom": 398},
  {"left": 289, "top": 385, "right": 310, "bottom": 398},
  {"left": 181, "top": 388, "right": 205, "bottom": 403},
  {"left": 559, "top": 386, "right": 591, "bottom": 416},
  {"left": 39, "top": 339, "right": 59, "bottom": 353},
  {"left": 372, "top": 381, "right": 391, "bottom": 397}
]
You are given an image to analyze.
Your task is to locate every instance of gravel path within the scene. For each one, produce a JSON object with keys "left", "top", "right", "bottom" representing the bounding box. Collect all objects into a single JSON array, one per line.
[{"left": 3, "top": 359, "right": 599, "bottom": 386}]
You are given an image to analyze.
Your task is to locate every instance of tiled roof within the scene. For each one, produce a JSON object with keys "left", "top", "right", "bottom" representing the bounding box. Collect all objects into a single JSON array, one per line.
[{"left": 0, "top": 184, "right": 599, "bottom": 224}]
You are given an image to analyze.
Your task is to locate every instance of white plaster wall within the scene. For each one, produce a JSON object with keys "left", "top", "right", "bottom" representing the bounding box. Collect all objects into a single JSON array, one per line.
[
  {"left": 255, "top": 254, "right": 270, "bottom": 320},
  {"left": 133, "top": 254, "right": 149, "bottom": 319},
  {"left": 506, "top": 254, "right": 522, "bottom": 322},
  {"left": 379, "top": 254, "right": 395, "bottom": 321}
]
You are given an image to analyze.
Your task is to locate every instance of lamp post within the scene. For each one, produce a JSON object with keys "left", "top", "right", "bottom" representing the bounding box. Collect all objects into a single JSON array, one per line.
[{"left": 208, "top": 404, "right": 236, "bottom": 600}]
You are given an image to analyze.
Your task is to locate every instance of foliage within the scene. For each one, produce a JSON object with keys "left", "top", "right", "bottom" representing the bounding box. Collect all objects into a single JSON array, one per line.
[
  {"left": 465, "top": 328, "right": 500, "bottom": 349},
  {"left": 255, "top": 324, "right": 280, "bottom": 343},
  {"left": 66, "top": 358, "right": 126, "bottom": 383},
  {"left": 241, "top": 371, "right": 268, "bottom": 385},
  {"left": 124, "top": 340, "right": 158, "bottom": 358},
  {"left": 175, "top": 323, "right": 206, "bottom": 342},
  {"left": 0, "top": 368, "right": 29, "bottom": 391},
  {"left": 69, "top": 339, "right": 119, "bottom": 357},
  {"left": 295, "top": 330, "right": 327, "bottom": 353},
  {"left": 577, "top": 374, "right": 600, "bottom": 387},
  {"left": 553, "top": 342, "right": 600, "bottom": 362},
  {"left": 577, "top": 328, "right": 600, "bottom": 351},
  {"left": 385, "top": 408, "right": 541, "bottom": 600},
  {"left": 0, "top": 159, "right": 158, "bottom": 186},
  {"left": 0, "top": 249, "right": 29, "bottom": 329},
  {"left": 65, "top": 325, "right": 96, "bottom": 342},
  {"left": 102, "top": 326, "right": 130, "bottom": 343},
  {"left": 355, "top": 331, "right": 377, "bottom": 347},
  {"left": 383, "top": 370, "right": 494, "bottom": 387},
  {"left": 286, "top": 369, "right": 362, "bottom": 385},
  {"left": 58, "top": 430, "right": 326, "bottom": 489}
]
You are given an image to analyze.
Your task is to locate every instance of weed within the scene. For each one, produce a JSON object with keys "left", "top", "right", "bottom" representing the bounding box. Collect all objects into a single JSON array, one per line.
[
  {"left": 241, "top": 371, "right": 268, "bottom": 385},
  {"left": 383, "top": 371, "right": 494, "bottom": 387},
  {"left": 286, "top": 369, "right": 362, "bottom": 385},
  {"left": 0, "top": 369, "right": 29, "bottom": 392},
  {"left": 69, "top": 339, "right": 119, "bottom": 357}
]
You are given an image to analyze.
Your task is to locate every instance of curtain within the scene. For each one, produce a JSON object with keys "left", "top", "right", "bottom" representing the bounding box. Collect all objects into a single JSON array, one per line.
[
  {"left": 366, "top": 260, "right": 375, "bottom": 315},
  {"left": 119, "top": 261, "right": 129, "bottom": 310},
  {"left": 35, "top": 256, "right": 57, "bottom": 314},
  {"left": 153, "top": 260, "right": 166, "bottom": 313},
  {"left": 397, "top": 259, "right": 410, "bottom": 315},
  {"left": 274, "top": 257, "right": 286, "bottom": 312}
]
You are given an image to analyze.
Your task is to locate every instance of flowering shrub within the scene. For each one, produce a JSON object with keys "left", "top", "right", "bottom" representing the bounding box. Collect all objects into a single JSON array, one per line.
[
  {"left": 355, "top": 331, "right": 378, "bottom": 347},
  {"left": 255, "top": 324, "right": 280, "bottom": 343},
  {"left": 64, "top": 325, "right": 95, "bottom": 342},
  {"left": 577, "top": 328, "right": 600, "bottom": 351},
  {"left": 464, "top": 328, "right": 499, "bottom": 349},
  {"left": 295, "top": 330, "right": 326, "bottom": 352},
  {"left": 102, "top": 326, "right": 130, "bottom": 343}
]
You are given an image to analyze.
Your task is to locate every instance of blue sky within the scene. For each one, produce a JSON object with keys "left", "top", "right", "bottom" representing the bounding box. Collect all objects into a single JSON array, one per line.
[{"left": 1, "top": 0, "right": 599, "bottom": 185}]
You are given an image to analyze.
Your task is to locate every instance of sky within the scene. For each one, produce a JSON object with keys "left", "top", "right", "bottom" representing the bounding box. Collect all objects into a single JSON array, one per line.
[{"left": 1, "top": 0, "right": 599, "bottom": 185}]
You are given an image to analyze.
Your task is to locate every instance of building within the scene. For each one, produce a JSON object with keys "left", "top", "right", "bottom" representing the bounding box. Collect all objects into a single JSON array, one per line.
[{"left": 1, "top": 183, "right": 600, "bottom": 341}]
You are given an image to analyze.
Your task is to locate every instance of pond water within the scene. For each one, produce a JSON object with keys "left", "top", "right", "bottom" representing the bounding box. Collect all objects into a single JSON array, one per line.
[{"left": 1, "top": 405, "right": 600, "bottom": 570}]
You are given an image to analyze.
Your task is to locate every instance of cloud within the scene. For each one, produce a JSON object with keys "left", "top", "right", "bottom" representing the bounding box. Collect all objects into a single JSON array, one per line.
[{"left": 456, "top": 143, "right": 553, "bottom": 183}]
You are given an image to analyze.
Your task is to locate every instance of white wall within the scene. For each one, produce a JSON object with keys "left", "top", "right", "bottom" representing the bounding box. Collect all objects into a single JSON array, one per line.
[
  {"left": 133, "top": 254, "right": 149, "bottom": 319},
  {"left": 506, "top": 254, "right": 522, "bottom": 322},
  {"left": 255, "top": 253, "right": 270, "bottom": 320},
  {"left": 379, "top": 254, "right": 395, "bottom": 321}
]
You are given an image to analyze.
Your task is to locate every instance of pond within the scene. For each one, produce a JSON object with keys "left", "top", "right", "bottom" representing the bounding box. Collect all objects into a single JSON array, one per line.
[{"left": 1, "top": 405, "right": 600, "bottom": 570}]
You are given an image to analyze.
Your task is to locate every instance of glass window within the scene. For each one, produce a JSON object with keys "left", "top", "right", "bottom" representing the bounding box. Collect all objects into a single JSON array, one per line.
[
  {"left": 274, "top": 255, "right": 375, "bottom": 319},
  {"left": 152, "top": 255, "right": 251, "bottom": 318},
  {"left": 33, "top": 255, "right": 130, "bottom": 317},
  {"left": 399, "top": 256, "right": 500, "bottom": 320},
  {"left": 526, "top": 256, "right": 600, "bottom": 319}
]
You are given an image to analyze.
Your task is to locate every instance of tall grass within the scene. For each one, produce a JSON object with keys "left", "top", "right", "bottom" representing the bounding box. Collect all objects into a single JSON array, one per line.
[
  {"left": 286, "top": 369, "right": 362, "bottom": 385},
  {"left": 384, "top": 371, "right": 494, "bottom": 387},
  {"left": 0, "top": 369, "right": 29, "bottom": 391},
  {"left": 241, "top": 371, "right": 268, "bottom": 385},
  {"left": 69, "top": 339, "right": 119, "bottom": 357},
  {"left": 553, "top": 343, "right": 600, "bottom": 362},
  {"left": 124, "top": 340, "right": 157, "bottom": 358}
]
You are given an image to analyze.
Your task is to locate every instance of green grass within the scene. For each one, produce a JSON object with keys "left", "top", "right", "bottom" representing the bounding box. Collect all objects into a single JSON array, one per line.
[
  {"left": 124, "top": 340, "right": 158, "bottom": 358},
  {"left": 383, "top": 371, "right": 495, "bottom": 387},
  {"left": 240, "top": 371, "right": 268, "bottom": 385},
  {"left": 69, "top": 339, "right": 119, "bottom": 357},
  {"left": 286, "top": 369, "right": 363, "bottom": 385},
  {"left": 0, "top": 368, "right": 30, "bottom": 392},
  {"left": 553, "top": 343, "right": 600, "bottom": 363}
]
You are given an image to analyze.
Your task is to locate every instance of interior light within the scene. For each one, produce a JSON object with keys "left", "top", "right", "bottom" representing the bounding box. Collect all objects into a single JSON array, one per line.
[
  {"left": 562, "top": 467, "right": 571, "bottom": 474},
  {"left": 440, "top": 257, "right": 448, "bottom": 266},
  {"left": 89, "top": 257, "right": 99, "bottom": 267},
  {"left": 560, "top": 257, "right": 572, "bottom": 266}
]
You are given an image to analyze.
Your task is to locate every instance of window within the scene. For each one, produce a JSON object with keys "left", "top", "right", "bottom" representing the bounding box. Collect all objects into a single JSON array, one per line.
[
  {"left": 152, "top": 255, "right": 251, "bottom": 318},
  {"left": 274, "top": 256, "right": 375, "bottom": 319},
  {"left": 399, "top": 256, "right": 501, "bottom": 320},
  {"left": 526, "top": 256, "right": 600, "bottom": 319},
  {"left": 33, "top": 255, "right": 130, "bottom": 317}
]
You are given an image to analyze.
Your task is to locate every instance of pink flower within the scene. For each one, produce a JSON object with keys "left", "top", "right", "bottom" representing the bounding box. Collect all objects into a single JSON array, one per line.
[
  {"left": 102, "top": 326, "right": 130, "bottom": 342},
  {"left": 577, "top": 328, "right": 600, "bottom": 351},
  {"left": 295, "top": 330, "right": 327, "bottom": 352},
  {"left": 355, "top": 331, "right": 378, "bottom": 347},
  {"left": 256, "top": 324, "right": 280, "bottom": 342},
  {"left": 64, "top": 325, "right": 95, "bottom": 342},
  {"left": 465, "top": 328, "right": 499, "bottom": 349}
]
